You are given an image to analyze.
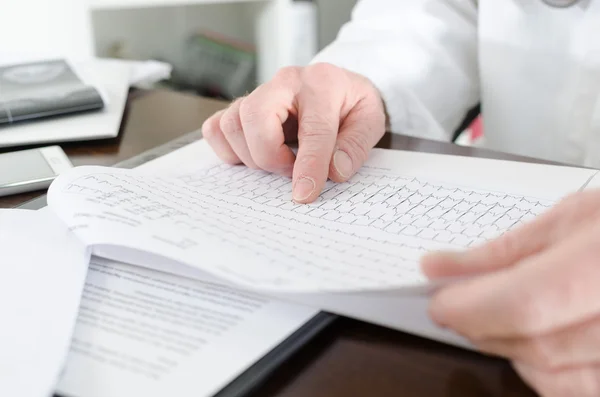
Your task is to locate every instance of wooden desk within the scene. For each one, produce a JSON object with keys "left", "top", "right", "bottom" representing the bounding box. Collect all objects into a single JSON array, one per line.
[{"left": 0, "top": 89, "right": 538, "bottom": 397}]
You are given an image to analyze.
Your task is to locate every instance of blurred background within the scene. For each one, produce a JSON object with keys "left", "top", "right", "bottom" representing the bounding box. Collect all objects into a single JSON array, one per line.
[{"left": 0, "top": 0, "right": 358, "bottom": 101}]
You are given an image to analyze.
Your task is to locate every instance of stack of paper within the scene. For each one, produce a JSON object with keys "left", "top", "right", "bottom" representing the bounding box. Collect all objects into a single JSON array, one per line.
[
  {"left": 3, "top": 139, "right": 600, "bottom": 397},
  {"left": 44, "top": 141, "right": 598, "bottom": 347}
]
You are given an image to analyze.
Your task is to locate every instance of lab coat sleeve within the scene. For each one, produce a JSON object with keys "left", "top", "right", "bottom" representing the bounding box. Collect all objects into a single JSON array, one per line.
[{"left": 311, "top": 0, "right": 479, "bottom": 141}]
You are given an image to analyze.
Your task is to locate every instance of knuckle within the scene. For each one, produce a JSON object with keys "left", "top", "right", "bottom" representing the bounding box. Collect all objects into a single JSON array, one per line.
[
  {"left": 304, "top": 62, "right": 344, "bottom": 83},
  {"left": 274, "top": 66, "right": 301, "bottom": 85},
  {"left": 296, "top": 152, "right": 324, "bottom": 171},
  {"left": 296, "top": 152, "right": 323, "bottom": 170},
  {"left": 238, "top": 98, "right": 263, "bottom": 126},
  {"left": 300, "top": 114, "right": 337, "bottom": 138},
  {"left": 219, "top": 108, "right": 241, "bottom": 136}
]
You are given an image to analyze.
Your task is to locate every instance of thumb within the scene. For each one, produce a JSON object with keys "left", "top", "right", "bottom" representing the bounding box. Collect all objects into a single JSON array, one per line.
[
  {"left": 329, "top": 95, "right": 386, "bottom": 182},
  {"left": 421, "top": 208, "right": 555, "bottom": 279}
]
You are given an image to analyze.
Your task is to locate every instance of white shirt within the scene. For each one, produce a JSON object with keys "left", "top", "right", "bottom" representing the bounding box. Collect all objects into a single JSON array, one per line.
[{"left": 312, "top": 0, "right": 600, "bottom": 168}]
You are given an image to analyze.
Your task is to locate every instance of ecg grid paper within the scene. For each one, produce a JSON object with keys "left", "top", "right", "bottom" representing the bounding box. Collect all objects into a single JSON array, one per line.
[{"left": 59, "top": 164, "right": 555, "bottom": 291}]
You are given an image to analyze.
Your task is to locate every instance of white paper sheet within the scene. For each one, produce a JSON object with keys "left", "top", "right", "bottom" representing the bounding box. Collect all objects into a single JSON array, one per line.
[
  {"left": 45, "top": 140, "right": 597, "bottom": 349},
  {"left": 46, "top": 142, "right": 595, "bottom": 293},
  {"left": 0, "top": 208, "right": 89, "bottom": 397},
  {"left": 55, "top": 257, "right": 318, "bottom": 397}
]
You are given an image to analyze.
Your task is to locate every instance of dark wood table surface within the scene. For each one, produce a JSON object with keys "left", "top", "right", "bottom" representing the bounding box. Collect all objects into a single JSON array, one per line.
[{"left": 1, "top": 89, "right": 540, "bottom": 396}]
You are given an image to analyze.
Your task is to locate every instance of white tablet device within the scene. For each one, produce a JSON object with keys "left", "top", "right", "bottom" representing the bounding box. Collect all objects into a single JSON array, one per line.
[{"left": 0, "top": 145, "right": 73, "bottom": 197}]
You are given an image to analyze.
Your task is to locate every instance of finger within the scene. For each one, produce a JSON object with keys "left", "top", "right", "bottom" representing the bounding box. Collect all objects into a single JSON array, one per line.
[
  {"left": 514, "top": 362, "right": 600, "bottom": 397},
  {"left": 477, "top": 314, "right": 600, "bottom": 370},
  {"left": 329, "top": 89, "right": 386, "bottom": 183},
  {"left": 421, "top": 204, "right": 558, "bottom": 279},
  {"left": 202, "top": 109, "right": 241, "bottom": 164},
  {"left": 220, "top": 98, "right": 258, "bottom": 169},
  {"left": 429, "top": 224, "right": 600, "bottom": 339},
  {"left": 292, "top": 65, "right": 348, "bottom": 203},
  {"left": 239, "top": 68, "right": 301, "bottom": 177}
]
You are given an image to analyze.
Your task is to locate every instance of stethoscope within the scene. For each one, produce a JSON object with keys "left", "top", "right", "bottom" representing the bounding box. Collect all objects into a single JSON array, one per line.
[{"left": 542, "top": 0, "right": 580, "bottom": 7}]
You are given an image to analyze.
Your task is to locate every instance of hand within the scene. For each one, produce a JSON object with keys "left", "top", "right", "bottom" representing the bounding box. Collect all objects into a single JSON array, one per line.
[
  {"left": 201, "top": 63, "right": 386, "bottom": 203},
  {"left": 421, "top": 189, "right": 600, "bottom": 397}
]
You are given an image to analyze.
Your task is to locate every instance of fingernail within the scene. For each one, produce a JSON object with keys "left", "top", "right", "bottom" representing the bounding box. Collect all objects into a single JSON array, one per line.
[
  {"left": 333, "top": 150, "right": 353, "bottom": 178},
  {"left": 293, "top": 176, "right": 316, "bottom": 202}
]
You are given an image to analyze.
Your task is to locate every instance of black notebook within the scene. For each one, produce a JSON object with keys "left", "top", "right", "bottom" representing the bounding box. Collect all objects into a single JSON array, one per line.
[{"left": 0, "top": 59, "right": 105, "bottom": 125}]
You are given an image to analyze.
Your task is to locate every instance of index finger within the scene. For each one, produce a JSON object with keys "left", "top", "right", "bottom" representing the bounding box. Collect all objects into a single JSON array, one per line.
[{"left": 292, "top": 65, "right": 347, "bottom": 203}]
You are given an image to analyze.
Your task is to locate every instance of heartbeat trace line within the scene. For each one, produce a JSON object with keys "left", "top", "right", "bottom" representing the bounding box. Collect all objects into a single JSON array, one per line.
[{"left": 60, "top": 164, "right": 554, "bottom": 289}]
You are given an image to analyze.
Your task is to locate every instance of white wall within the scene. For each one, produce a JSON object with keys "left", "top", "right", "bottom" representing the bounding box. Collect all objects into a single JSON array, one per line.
[
  {"left": 92, "top": 3, "right": 255, "bottom": 70},
  {"left": 315, "top": 0, "right": 357, "bottom": 49},
  {"left": 0, "top": 0, "right": 93, "bottom": 59},
  {"left": 90, "top": 0, "right": 358, "bottom": 70}
]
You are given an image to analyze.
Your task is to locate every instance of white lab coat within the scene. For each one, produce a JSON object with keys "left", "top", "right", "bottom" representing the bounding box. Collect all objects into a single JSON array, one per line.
[{"left": 312, "top": 0, "right": 600, "bottom": 168}]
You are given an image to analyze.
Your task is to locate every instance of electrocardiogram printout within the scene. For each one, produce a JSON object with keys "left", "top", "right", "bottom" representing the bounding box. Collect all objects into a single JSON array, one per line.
[
  {"left": 46, "top": 142, "right": 593, "bottom": 294},
  {"left": 43, "top": 140, "right": 599, "bottom": 350}
]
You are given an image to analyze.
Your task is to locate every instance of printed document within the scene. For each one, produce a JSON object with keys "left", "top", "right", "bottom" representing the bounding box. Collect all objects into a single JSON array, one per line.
[
  {"left": 53, "top": 141, "right": 320, "bottom": 397},
  {"left": 55, "top": 258, "right": 318, "bottom": 397}
]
